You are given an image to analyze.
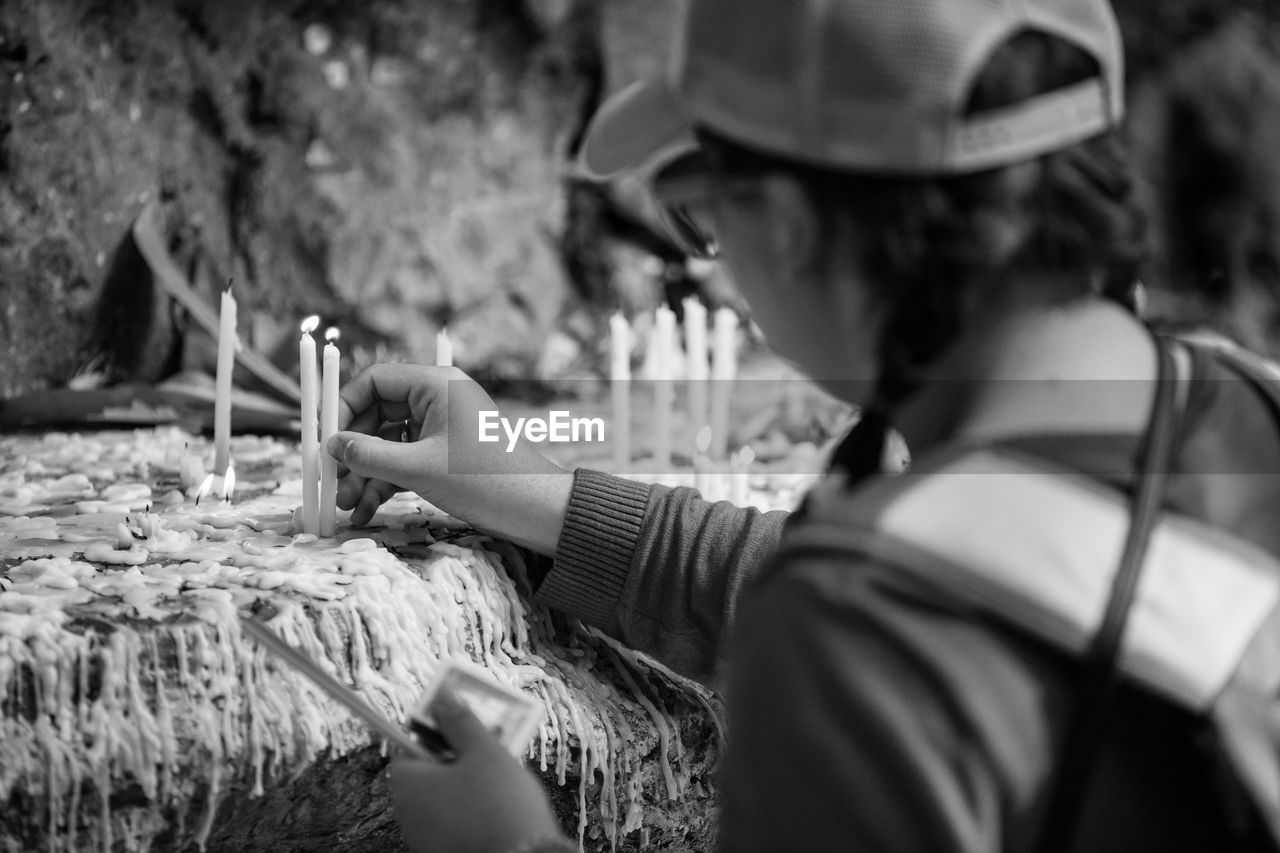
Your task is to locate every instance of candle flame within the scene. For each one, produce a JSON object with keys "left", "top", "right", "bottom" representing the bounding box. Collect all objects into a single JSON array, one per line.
[
  {"left": 325, "top": 327, "right": 340, "bottom": 342},
  {"left": 695, "top": 424, "right": 713, "bottom": 455},
  {"left": 301, "top": 315, "right": 321, "bottom": 334},
  {"left": 733, "top": 445, "right": 756, "bottom": 467},
  {"left": 221, "top": 466, "right": 236, "bottom": 502},
  {"left": 194, "top": 473, "right": 215, "bottom": 505}
]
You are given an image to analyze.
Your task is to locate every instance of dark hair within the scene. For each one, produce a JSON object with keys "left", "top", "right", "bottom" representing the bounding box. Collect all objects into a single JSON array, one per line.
[{"left": 698, "top": 31, "right": 1147, "bottom": 416}]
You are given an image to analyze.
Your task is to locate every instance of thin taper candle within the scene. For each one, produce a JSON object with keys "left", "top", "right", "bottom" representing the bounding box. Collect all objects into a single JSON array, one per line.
[
  {"left": 214, "top": 287, "right": 237, "bottom": 473},
  {"left": 610, "top": 312, "right": 631, "bottom": 473},
  {"left": 319, "top": 327, "right": 340, "bottom": 537},
  {"left": 652, "top": 304, "right": 676, "bottom": 473},
  {"left": 299, "top": 316, "right": 321, "bottom": 535},
  {"left": 693, "top": 424, "right": 715, "bottom": 500},
  {"left": 710, "top": 306, "right": 738, "bottom": 459},
  {"left": 728, "top": 444, "right": 754, "bottom": 506},
  {"left": 684, "top": 297, "right": 709, "bottom": 457}
]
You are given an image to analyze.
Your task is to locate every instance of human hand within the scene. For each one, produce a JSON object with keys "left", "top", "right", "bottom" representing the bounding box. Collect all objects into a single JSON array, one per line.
[
  {"left": 325, "top": 364, "right": 573, "bottom": 554},
  {"left": 389, "top": 689, "right": 564, "bottom": 853}
]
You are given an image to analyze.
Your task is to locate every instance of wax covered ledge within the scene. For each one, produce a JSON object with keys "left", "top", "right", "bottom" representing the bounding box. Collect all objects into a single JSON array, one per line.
[{"left": 0, "top": 427, "right": 721, "bottom": 852}]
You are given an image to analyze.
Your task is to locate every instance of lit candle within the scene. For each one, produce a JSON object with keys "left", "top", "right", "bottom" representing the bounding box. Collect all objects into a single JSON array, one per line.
[
  {"left": 193, "top": 472, "right": 238, "bottom": 528},
  {"left": 319, "top": 327, "right": 341, "bottom": 537},
  {"left": 435, "top": 326, "right": 453, "bottom": 368},
  {"left": 610, "top": 311, "right": 631, "bottom": 473},
  {"left": 652, "top": 304, "right": 677, "bottom": 475},
  {"left": 193, "top": 473, "right": 216, "bottom": 506},
  {"left": 683, "top": 297, "right": 709, "bottom": 458},
  {"left": 214, "top": 287, "right": 238, "bottom": 473},
  {"left": 710, "top": 307, "right": 738, "bottom": 460},
  {"left": 299, "top": 315, "right": 321, "bottom": 536}
]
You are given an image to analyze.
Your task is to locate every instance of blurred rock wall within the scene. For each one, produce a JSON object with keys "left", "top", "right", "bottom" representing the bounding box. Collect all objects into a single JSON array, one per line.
[
  {"left": 4, "top": 0, "right": 1279, "bottom": 401},
  {"left": 0, "top": 0, "right": 680, "bottom": 399},
  {"left": 1120, "top": 1, "right": 1280, "bottom": 354}
]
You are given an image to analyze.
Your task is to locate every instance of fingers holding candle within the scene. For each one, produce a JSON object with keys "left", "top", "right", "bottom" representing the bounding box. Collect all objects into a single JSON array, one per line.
[{"left": 333, "top": 363, "right": 460, "bottom": 437}]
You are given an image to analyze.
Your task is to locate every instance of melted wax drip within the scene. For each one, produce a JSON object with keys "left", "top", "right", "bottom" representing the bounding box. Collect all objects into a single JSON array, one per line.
[{"left": 0, "top": 427, "right": 724, "bottom": 852}]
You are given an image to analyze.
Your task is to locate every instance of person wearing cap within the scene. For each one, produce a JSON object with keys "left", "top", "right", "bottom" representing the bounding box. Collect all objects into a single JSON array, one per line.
[{"left": 331, "top": 0, "right": 1280, "bottom": 850}]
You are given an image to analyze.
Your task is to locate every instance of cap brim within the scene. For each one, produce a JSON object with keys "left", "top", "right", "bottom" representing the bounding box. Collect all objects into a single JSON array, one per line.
[{"left": 576, "top": 78, "right": 697, "bottom": 182}]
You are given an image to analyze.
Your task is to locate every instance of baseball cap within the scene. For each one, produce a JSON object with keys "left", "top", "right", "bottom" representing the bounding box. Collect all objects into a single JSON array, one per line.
[{"left": 578, "top": 0, "right": 1124, "bottom": 181}]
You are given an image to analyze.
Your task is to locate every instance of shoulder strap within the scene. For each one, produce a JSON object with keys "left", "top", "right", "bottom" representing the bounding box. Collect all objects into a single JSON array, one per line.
[
  {"left": 1036, "top": 338, "right": 1181, "bottom": 852},
  {"left": 1176, "top": 333, "right": 1280, "bottom": 427}
]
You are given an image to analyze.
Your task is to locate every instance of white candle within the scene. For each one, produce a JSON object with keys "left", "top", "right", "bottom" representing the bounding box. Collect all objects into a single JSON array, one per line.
[
  {"left": 652, "top": 304, "right": 677, "bottom": 474},
  {"left": 728, "top": 444, "right": 755, "bottom": 506},
  {"left": 214, "top": 288, "right": 237, "bottom": 473},
  {"left": 193, "top": 473, "right": 216, "bottom": 506},
  {"left": 435, "top": 326, "right": 453, "bottom": 368},
  {"left": 319, "top": 327, "right": 341, "bottom": 537},
  {"left": 116, "top": 522, "right": 135, "bottom": 551},
  {"left": 710, "top": 307, "right": 738, "bottom": 460},
  {"left": 683, "top": 297, "right": 709, "bottom": 457},
  {"left": 693, "top": 425, "right": 716, "bottom": 500},
  {"left": 179, "top": 449, "right": 207, "bottom": 491},
  {"left": 610, "top": 312, "right": 631, "bottom": 473},
  {"left": 299, "top": 315, "right": 321, "bottom": 535}
]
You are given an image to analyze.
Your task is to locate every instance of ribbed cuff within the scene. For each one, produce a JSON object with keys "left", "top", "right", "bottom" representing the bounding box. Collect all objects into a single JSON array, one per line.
[{"left": 536, "top": 468, "right": 651, "bottom": 628}]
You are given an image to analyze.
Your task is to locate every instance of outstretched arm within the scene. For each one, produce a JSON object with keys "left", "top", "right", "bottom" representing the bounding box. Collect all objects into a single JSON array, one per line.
[
  {"left": 329, "top": 363, "right": 790, "bottom": 684},
  {"left": 540, "top": 469, "right": 789, "bottom": 685}
]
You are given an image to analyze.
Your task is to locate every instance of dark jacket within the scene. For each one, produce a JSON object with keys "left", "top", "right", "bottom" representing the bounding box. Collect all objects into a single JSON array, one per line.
[{"left": 537, "top": 343, "right": 1280, "bottom": 851}]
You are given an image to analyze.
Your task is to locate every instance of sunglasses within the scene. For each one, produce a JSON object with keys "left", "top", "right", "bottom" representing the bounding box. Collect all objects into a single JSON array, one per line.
[{"left": 647, "top": 148, "right": 722, "bottom": 260}]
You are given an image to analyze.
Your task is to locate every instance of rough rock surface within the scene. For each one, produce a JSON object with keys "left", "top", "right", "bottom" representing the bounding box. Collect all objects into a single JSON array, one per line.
[
  {"left": 1, "top": 0, "right": 613, "bottom": 397},
  {"left": 5, "top": 0, "right": 1280, "bottom": 403},
  {"left": 0, "top": 428, "right": 721, "bottom": 852}
]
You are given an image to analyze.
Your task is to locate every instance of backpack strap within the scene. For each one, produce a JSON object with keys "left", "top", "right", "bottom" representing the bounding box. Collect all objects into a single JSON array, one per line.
[
  {"left": 1036, "top": 338, "right": 1180, "bottom": 852},
  {"left": 776, "top": 340, "right": 1280, "bottom": 843},
  {"left": 1175, "top": 332, "right": 1280, "bottom": 428}
]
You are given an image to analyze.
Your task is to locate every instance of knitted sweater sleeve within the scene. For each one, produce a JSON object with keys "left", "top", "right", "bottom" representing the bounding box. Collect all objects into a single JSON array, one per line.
[{"left": 535, "top": 468, "right": 790, "bottom": 685}]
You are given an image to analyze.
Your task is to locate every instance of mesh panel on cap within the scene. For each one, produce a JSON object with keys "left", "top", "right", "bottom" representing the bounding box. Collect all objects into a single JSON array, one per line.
[
  {"left": 822, "top": 1, "right": 971, "bottom": 103},
  {"left": 676, "top": 0, "right": 1122, "bottom": 173},
  {"left": 686, "top": 0, "right": 802, "bottom": 90}
]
